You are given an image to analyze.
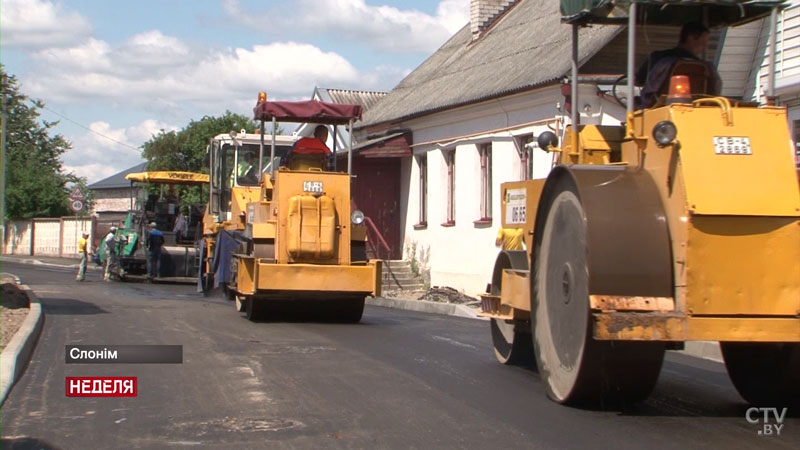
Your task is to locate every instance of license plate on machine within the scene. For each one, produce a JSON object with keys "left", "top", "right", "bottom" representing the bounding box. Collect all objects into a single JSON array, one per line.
[
  {"left": 713, "top": 136, "right": 752, "bottom": 155},
  {"left": 303, "top": 181, "right": 323, "bottom": 193}
]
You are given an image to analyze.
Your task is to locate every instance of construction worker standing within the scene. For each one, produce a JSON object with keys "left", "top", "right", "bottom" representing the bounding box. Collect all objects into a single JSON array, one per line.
[
  {"left": 146, "top": 222, "right": 164, "bottom": 279},
  {"left": 495, "top": 227, "right": 525, "bottom": 251},
  {"left": 76, "top": 232, "right": 90, "bottom": 281},
  {"left": 104, "top": 227, "right": 118, "bottom": 282}
]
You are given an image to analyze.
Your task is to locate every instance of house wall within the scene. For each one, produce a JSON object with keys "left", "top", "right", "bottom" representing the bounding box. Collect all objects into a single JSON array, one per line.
[
  {"left": 398, "top": 87, "right": 626, "bottom": 295},
  {"left": 91, "top": 187, "right": 141, "bottom": 214},
  {"left": 728, "top": 1, "right": 800, "bottom": 164}
]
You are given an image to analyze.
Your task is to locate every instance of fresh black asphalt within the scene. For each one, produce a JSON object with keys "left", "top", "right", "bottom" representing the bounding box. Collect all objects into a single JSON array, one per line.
[{"left": 0, "top": 261, "right": 797, "bottom": 449}]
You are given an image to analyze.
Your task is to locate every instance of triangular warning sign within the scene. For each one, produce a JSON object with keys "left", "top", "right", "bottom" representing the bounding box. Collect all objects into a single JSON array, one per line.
[{"left": 69, "top": 186, "right": 84, "bottom": 200}]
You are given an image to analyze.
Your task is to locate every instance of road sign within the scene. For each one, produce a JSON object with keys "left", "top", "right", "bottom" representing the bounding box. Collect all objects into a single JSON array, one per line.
[
  {"left": 70, "top": 200, "right": 84, "bottom": 213},
  {"left": 69, "top": 186, "right": 84, "bottom": 200}
]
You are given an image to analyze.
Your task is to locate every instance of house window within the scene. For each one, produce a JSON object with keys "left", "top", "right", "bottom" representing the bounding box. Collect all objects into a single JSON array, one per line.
[
  {"left": 515, "top": 135, "right": 533, "bottom": 180},
  {"left": 443, "top": 150, "right": 455, "bottom": 226},
  {"left": 415, "top": 154, "right": 428, "bottom": 228},
  {"left": 476, "top": 143, "right": 492, "bottom": 223}
]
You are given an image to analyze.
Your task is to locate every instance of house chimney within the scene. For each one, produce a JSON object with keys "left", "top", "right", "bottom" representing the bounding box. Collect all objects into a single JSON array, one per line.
[{"left": 471, "top": 0, "right": 515, "bottom": 40}]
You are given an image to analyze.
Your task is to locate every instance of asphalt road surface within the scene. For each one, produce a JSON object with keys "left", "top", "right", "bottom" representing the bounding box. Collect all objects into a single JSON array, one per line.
[{"left": 0, "top": 261, "right": 797, "bottom": 449}]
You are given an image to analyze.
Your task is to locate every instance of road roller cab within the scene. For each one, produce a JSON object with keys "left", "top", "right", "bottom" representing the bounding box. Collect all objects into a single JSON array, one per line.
[{"left": 481, "top": 0, "right": 799, "bottom": 408}]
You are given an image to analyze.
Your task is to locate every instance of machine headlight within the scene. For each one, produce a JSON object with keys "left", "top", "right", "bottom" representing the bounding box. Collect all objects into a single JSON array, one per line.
[
  {"left": 351, "top": 210, "right": 365, "bottom": 225},
  {"left": 652, "top": 121, "right": 677, "bottom": 147}
]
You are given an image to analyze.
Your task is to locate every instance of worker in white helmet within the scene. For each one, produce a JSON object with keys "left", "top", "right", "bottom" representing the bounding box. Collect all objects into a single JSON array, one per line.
[{"left": 104, "top": 227, "right": 118, "bottom": 282}]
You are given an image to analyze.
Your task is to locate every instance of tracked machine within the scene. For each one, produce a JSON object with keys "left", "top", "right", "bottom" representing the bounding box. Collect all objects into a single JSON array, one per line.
[
  {"left": 208, "top": 94, "right": 381, "bottom": 322},
  {"left": 482, "top": 0, "right": 799, "bottom": 407}
]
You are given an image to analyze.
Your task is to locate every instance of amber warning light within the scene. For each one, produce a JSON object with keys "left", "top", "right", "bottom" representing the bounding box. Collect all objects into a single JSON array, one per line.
[
  {"left": 258, "top": 91, "right": 267, "bottom": 103},
  {"left": 667, "top": 75, "right": 691, "bottom": 104}
]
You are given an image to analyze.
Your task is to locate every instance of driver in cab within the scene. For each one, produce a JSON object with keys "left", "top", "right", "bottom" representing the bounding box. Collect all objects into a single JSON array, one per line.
[
  {"left": 236, "top": 151, "right": 258, "bottom": 185},
  {"left": 280, "top": 125, "right": 330, "bottom": 169},
  {"left": 635, "top": 22, "right": 722, "bottom": 108}
]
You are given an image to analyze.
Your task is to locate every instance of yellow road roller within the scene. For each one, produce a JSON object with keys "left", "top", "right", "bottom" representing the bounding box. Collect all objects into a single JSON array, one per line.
[
  {"left": 482, "top": 0, "right": 799, "bottom": 407},
  {"left": 223, "top": 95, "right": 381, "bottom": 322}
]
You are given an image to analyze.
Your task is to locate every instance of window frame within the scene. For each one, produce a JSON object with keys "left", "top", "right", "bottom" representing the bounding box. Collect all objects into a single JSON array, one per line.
[
  {"left": 414, "top": 154, "right": 428, "bottom": 229},
  {"left": 475, "top": 143, "right": 493, "bottom": 224},
  {"left": 442, "top": 150, "right": 456, "bottom": 227}
]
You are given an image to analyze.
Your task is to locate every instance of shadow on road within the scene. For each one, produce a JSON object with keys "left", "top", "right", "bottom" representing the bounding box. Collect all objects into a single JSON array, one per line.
[
  {"left": 0, "top": 437, "right": 63, "bottom": 450},
  {"left": 41, "top": 298, "right": 108, "bottom": 315}
]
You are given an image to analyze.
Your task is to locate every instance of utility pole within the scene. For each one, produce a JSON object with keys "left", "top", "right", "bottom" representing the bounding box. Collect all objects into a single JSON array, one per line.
[{"left": 1, "top": 74, "right": 8, "bottom": 249}]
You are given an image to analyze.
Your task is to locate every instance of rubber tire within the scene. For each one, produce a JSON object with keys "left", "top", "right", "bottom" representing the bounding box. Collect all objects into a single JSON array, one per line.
[
  {"left": 199, "top": 248, "right": 214, "bottom": 296},
  {"left": 721, "top": 342, "right": 800, "bottom": 407},
  {"left": 491, "top": 318, "right": 533, "bottom": 365},
  {"left": 245, "top": 296, "right": 263, "bottom": 321},
  {"left": 337, "top": 297, "right": 365, "bottom": 323},
  {"left": 532, "top": 182, "right": 664, "bottom": 406}
]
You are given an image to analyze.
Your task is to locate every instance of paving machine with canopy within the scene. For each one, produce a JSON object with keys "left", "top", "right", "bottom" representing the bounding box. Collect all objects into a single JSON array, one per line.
[
  {"left": 98, "top": 171, "right": 209, "bottom": 282},
  {"left": 481, "top": 0, "right": 799, "bottom": 407}
]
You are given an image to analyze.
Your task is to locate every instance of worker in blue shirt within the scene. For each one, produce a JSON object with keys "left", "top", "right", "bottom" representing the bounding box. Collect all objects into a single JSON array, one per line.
[{"left": 146, "top": 222, "right": 164, "bottom": 279}]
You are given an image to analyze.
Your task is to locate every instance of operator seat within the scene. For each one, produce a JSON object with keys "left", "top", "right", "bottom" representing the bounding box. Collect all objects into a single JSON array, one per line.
[{"left": 285, "top": 138, "right": 330, "bottom": 171}]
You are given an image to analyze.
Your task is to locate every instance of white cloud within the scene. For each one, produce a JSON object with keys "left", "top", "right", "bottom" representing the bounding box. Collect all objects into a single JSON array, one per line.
[
  {"left": 222, "top": 0, "right": 469, "bottom": 53},
  {"left": 11, "top": 2, "right": 451, "bottom": 181},
  {"left": 0, "top": 0, "right": 92, "bottom": 48},
  {"left": 23, "top": 34, "right": 385, "bottom": 119},
  {"left": 64, "top": 119, "right": 177, "bottom": 183}
]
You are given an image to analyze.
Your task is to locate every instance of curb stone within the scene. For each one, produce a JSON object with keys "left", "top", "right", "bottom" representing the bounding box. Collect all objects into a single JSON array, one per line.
[
  {"left": 0, "top": 280, "right": 45, "bottom": 407},
  {"left": 678, "top": 341, "right": 723, "bottom": 363},
  {"left": 0, "top": 272, "right": 21, "bottom": 285},
  {"left": 368, "top": 296, "right": 487, "bottom": 321}
]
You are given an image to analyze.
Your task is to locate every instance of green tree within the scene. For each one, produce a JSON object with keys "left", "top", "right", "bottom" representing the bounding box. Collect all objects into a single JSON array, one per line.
[
  {"left": 140, "top": 112, "right": 283, "bottom": 208},
  {"left": 2, "top": 68, "right": 82, "bottom": 219},
  {"left": 141, "top": 111, "right": 257, "bottom": 173}
]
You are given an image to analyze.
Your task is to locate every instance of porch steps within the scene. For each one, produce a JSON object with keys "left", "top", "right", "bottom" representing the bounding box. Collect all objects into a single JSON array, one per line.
[{"left": 381, "top": 260, "right": 425, "bottom": 291}]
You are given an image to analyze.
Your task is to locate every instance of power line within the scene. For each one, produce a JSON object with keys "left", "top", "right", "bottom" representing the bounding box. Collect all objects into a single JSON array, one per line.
[{"left": 37, "top": 103, "right": 142, "bottom": 153}]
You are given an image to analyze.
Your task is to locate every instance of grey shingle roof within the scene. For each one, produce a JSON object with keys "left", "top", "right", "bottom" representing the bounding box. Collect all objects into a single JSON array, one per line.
[
  {"left": 360, "top": 0, "right": 619, "bottom": 127},
  {"left": 88, "top": 162, "right": 148, "bottom": 190}
]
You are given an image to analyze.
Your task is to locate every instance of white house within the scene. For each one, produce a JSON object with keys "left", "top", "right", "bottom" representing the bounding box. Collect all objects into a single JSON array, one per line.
[
  {"left": 718, "top": 0, "right": 800, "bottom": 164},
  {"left": 87, "top": 162, "right": 147, "bottom": 220},
  {"left": 357, "top": 0, "right": 630, "bottom": 294},
  {"left": 357, "top": 0, "right": 773, "bottom": 295}
]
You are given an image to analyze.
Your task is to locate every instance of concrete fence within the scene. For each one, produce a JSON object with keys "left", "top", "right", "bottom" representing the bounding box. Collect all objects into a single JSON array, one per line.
[{"left": 2, "top": 217, "right": 95, "bottom": 258}]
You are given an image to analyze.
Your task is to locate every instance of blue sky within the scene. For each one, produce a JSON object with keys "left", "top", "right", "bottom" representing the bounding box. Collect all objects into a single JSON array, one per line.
[{"left": 1, "top": 0, "right": 469, "bottom": 182}]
